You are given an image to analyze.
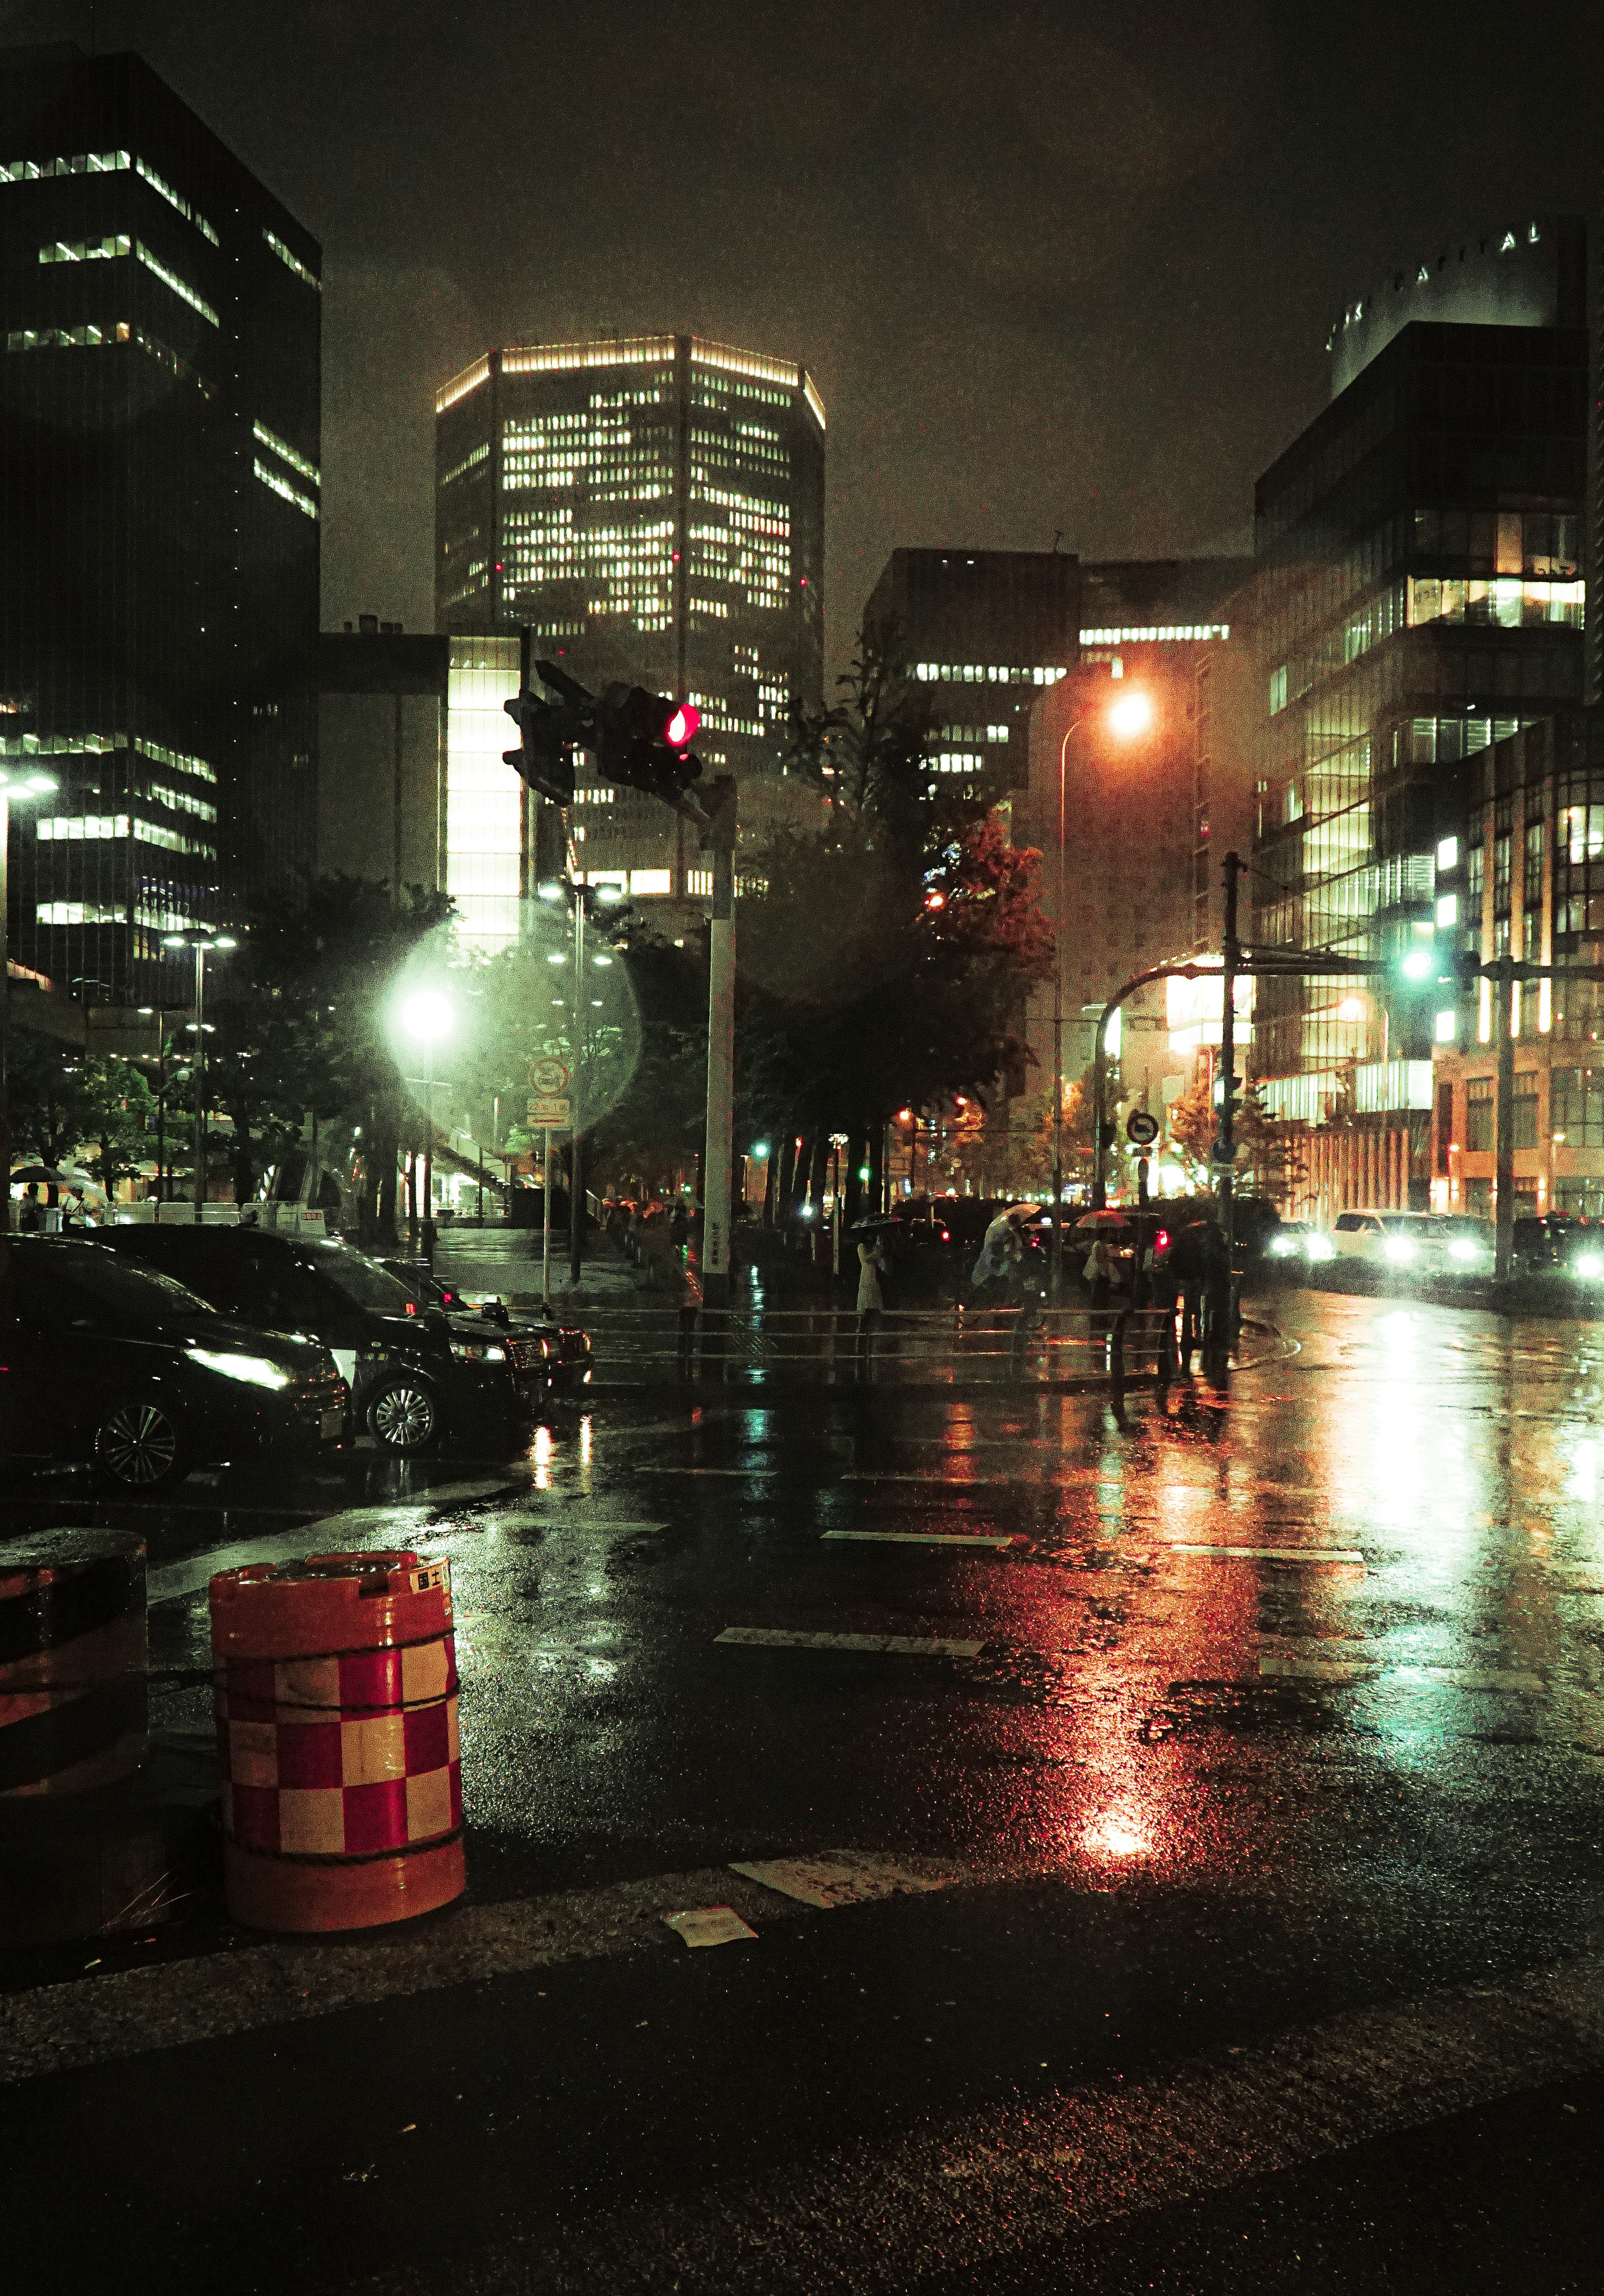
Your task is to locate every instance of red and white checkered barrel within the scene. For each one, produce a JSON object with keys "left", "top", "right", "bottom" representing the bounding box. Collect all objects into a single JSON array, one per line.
[
  {"left": 0, "top": 1532, "right": 147, "bottom": 1798},
  {"left": 209, "top": 1550, "right": 464, "bottom": 1932}
]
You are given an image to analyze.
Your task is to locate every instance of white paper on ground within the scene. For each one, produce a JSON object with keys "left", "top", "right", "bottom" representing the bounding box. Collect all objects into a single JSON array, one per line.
[{"left": 662, "top": 1906, "right": 758, "bottom": 1948}]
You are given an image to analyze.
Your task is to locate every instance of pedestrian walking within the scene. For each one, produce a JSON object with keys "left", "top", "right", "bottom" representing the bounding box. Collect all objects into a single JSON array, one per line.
[{"left": 856, "top": 1231, "right": 886, "bottom": 1366}]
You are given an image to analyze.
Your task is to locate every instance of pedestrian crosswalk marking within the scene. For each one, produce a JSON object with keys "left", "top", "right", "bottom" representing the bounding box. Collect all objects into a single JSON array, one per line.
[
  {"left": 731, "top": 1855, "right": 951, "bottom": 1908},
  {"left": 1260, "top": 1656, "right": 1547, "bottom": 1692},
  {"left": 822, "top": 1531, "right": 1018, "bottom": 1549},
  {"left": 715, "top": 1627, "right": 985, "bottom": 1658},
  {"left": 1170, "top": 1542, "right": 1364, "bottom": 1564}
]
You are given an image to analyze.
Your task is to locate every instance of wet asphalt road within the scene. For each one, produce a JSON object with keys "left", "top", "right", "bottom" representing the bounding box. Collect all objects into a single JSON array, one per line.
[{"left": 6, "top": 1284, "right": 1604, "bottom": 2293}]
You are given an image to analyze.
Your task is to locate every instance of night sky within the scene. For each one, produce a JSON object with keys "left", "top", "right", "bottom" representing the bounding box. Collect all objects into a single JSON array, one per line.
[{"left": 10, "top": 1, "right": 1602, "bottom": 676}]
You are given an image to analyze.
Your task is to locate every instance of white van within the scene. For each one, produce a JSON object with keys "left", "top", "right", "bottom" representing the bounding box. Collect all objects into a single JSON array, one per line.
[
  {"left": 1331, "top": 1209, "right": 1494, "bottom": 1276},
  {"left": 1330, "top": 1209, "right": 1413, "bottom": 1265}
]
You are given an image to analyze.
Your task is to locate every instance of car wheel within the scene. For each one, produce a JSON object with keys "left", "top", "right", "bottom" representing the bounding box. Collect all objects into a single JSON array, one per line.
[
  {"left": 94, "top": 1397, "right": 186, "bottom": 1489},
  {"left": 367, "top": 1379, "right": 442, "bottom": 1454}
]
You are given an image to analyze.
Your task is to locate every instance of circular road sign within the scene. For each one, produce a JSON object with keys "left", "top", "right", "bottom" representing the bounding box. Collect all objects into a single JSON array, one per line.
[
  {"left": 1125, "top": 1110, "right": 1160, "bottom": 1148},
  {"left": 529, "top": 1057, "right": 571, "bottom": 1095}
]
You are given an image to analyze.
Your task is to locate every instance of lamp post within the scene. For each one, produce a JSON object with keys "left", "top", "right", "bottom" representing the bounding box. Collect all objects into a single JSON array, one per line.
[
  {"left": 135, "top": 1004, "right": 188, "bottom": 1215},
  {"left": 398, "top": 988, "right": 453, "bottom": 1254},
  {"left": 1049, "top": 691, "right": 1155, "bottom": 1296},
  {"left": 0, "top": 765, "right": 60, "bottom": 1232},
  {"left": 538, "top": 874, "right": 625, "bottom": 1288},
  {"left": 161, "top": 931, "right": 236, "bottom": 1223}
]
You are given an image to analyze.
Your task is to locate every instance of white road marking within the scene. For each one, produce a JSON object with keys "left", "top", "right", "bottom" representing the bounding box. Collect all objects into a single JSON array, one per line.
[
  {"left": 822, "top": 1530, "right": 1018, "bottom": 1549},
  {"left": 715, "top": 1627, "right": 985, "bottom": 1657},
  {"left": 662, "top": 1906, "right": 757, "bottom": 1948},
  {"left": 730, "top": 1854, "right": 950, "bottom": 1908},
  {"left": 1169, "top": 1542, "right": 1365, "bottom": 1564},
  {"left": 1260, "top": 1656, "right": 1549, "bottom": 1693}
]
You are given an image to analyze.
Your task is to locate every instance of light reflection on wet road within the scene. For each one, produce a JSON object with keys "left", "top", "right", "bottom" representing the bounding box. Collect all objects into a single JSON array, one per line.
[{"left": 8, "top": 1285, "right": 1604, "bottom": 2293}]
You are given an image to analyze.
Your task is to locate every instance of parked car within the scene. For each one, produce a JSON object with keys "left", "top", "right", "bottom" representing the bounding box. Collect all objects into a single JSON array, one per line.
[
  {"left": 377, "top": 1257, "right": 594, "bottom": 1384},
  {"left": 1330, "top": 1209, "right": 1495, "bottom": 1277},
  {"left": 98, "top": 1227, "right": 583, "bottom": 1455},
  {"left": 1511, "top": 1215, "right": 1604, "bottom": 1281},
  {"left": 0, "top": 1235, "right": 348, "bottom": 1489}
]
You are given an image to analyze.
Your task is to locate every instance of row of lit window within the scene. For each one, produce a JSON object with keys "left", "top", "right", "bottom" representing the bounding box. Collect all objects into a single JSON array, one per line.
[
  {"left": 140, "top": 777, "right": 217, "bottom": 822},
  {"left": 254, "top": 457, "right": 317, "bottom": 520},
  {"left": 1080, "top": 623, "right": 1230, "bottom": 645},
  {"left": 912, "top": 664, "right": 1068, "bottom": 686},
  {"left": 0, "top": 731, "right": 217, "bottom": 783},
  {"left": 933, "top": 753, "right": 984, "bottom": 773},
  {"left": 40, "top": 231, "right": 129, "bottom": 263},
  {"left": 694, "top": 484, "right": 789, "bottom": 524},
  {"left": 939, "top": 722, "right": 1011, "bottom": 743},
  {"left": 690, "top": 379, "right": 792, "bottom": 413},
  {"left": 38, "top": 901, "right": 209, "bottom": 930},
  {"left": 685, "top": 694, "right": 761, "bottom": 735},
  {"left": 252, "top": 419, "right": 319, "bottom": 488},
  {"left": 36, "top": 813, "right": 215, "bottom": 857},
  {"left": 264, "top": 231, "right": 319, "bottom": 290},
  {"left": 2, "top": 149, "right": 219, "bottom": 244},
  {"left": 441, "top": 441, "right": 488, "bottom": 487}
]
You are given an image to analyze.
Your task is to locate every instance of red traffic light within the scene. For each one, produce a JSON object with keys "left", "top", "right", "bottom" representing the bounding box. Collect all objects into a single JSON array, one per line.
[{"left": 665, "top": 703, "right": 700, "bottom": 750}]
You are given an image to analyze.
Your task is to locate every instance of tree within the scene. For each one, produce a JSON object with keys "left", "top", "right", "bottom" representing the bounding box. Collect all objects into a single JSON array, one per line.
[
  {"left": 79, "top": 1057, "right": 157, "bottom": 1194},
  {"left": 8, "top": 1031, "right": 98, "bottom": 1175},
  {"left": 1166, "top": 1075, "right": 1306, "bottom": 1206}
]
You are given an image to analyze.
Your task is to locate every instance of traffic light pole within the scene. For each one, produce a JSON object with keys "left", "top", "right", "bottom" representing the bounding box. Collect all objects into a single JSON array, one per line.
[
  {"left": 570, "top": 891, "right": 585, "bottom": 1288},
  {"left": 702, "top": 779, "right": 737, "bottom": 1315},
  {"left": 1494, "top": 956, "right": 1516, "bottom": 1282},
  {"left": 1209, "top": 850, "right": 1243, "bottom": 1368}
]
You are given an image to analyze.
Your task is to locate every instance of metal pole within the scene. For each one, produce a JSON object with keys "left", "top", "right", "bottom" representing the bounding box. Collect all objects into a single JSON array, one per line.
[
  {"left": 1051, "top": 722, "right": 1074, "bottom": 1299},
  {"left": 0, "top": 793, "right": 11, "bottom": 1235},
  {"left": 1211, "top": 851, "right": 1242, "bottom": 1361},
  {"left": 1495, "top": 955, "right": 1515, "bottom": 1280},
  {"left": 542, "top": 1124, "right": 553, "bottom": 1305},
  {"left": 703, "top": 784, "right": 737, "bottom": 1310},
  {"left": 191, "top": 945, "right": 207, "bottom": 1224},
  {"left": 569, "top": 890, "right": 584, "bottom": 1287},
  {"left": 1092, "top": 1017, "right": 1109, "bottom": 1209}
]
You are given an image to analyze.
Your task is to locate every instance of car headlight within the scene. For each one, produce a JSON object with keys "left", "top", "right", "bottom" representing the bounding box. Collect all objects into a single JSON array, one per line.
[
  {"left": 1449, "top": 1239, "right": 1478, "bottom": 1262},
  {"left": 1305, "top": 1235, "right": 1335, "bottom": 1262},
  {"left": 1383, "top": 1238, "right": 1415, "bottom": 1264},
  {"left": 450, "top": 1339, "right": 507, "bottom": 1362},
  {"left": 1269, "top": 1235, "right": 1294, "bottom": 1256},
  {"left": 1575, "top": 1254, "right": 1603, "bottom": 1279},
  {"left": 187, "top": 1347, "right": 292, "bottom": 1390}
]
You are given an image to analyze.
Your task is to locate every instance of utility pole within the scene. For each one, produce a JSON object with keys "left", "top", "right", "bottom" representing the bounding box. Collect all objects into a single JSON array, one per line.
[
  {"left": 701, "top": 777, "right": 738, "bottom": 1313},
  {"left": 569, "top": 890, "right": 585, "bottom": 1287},
  {"left": 1210, "top": 850, "right": 1243, "bottom": 1367},
  {"left": 1494, "top": 954, "right": 1516, "bottom": 1281}
]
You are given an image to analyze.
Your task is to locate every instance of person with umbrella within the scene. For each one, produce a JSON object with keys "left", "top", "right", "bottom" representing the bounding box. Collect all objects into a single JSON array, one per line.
[{"left": 854, "top": 1219, "right": 890, "bottom": 1365}]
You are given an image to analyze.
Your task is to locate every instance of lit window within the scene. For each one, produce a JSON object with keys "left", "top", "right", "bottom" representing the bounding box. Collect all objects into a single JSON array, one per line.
[
  {"left": 1269, "top": 664, "right": 1288, "bottom": 714},
  {"left": 1435, "top": 1010, "right": 1457, "bottom": 1043},
  {"left": 1437, "top": 835, "right": 1458, "bottom": 870},
  {"left": 1435, "top": 892, "right": 1458, "bottom": 927},
  {"left": 264, "top": 230, "right": 320, "bottom": 290}
]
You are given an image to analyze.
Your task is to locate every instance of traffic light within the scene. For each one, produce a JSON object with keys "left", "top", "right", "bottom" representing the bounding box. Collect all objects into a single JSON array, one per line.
[
  {"left": 1098, "top": 1119, "right": 1117, "bottom": 1152},
  {"left": 594, "top": 683, "right": 705, "bottom": 813},
  {"left": 502, "top": 668, "right": 589, "bottom": 806}
]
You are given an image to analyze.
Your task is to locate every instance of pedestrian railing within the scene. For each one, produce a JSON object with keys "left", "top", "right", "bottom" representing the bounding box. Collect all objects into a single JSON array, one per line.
[{"left": 567, "top": 1300, "right": 1183, "bottom": 1386}]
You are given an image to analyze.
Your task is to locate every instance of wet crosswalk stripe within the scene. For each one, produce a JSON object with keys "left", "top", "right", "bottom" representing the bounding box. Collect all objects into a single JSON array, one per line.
[
  {"left": 715, "top": 1627, "right": 985, "bottom": 1657},
  {"left": 1170, "top": 1542, "right": 1364, "bottom": 1564},
  {"left": 731, "top": 1854, "right": 951, "bottom": 1907},
  {"left": 822, "top": 1530, "right": 1018, "bottom": 1549},
  {"left": 1263, "top": 1655, "right": 1547, "bottom": 1693}
]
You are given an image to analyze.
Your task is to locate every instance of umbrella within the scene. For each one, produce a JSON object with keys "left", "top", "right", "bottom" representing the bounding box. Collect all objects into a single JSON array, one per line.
[
  {"left": 10, "top": 1164, "right": 73, "bottom": 1185},
  {"left": 1074, "top": 1209, "right": 1132, "bottom": 1230},
  {"left": 1002, "top": 1202, "right": 1043, "bottom": 1223}
]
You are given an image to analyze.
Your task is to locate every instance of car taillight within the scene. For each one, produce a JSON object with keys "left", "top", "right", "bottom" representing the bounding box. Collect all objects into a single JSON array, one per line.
[
  {"left": 1155, "top": 1229, "right": 1170, "bottom": 1250},
  {"left": 405, "top": 1301, "right": 418, "bottom": 1316},
  {"left": 940, "top": 1229, "right": 950, "bottom": 1242}
]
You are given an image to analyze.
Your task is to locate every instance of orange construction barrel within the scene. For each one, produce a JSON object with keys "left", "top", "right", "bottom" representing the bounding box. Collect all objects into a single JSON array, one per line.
[
  {"left": 0, "top": 1531, "right": 147, "bottom": 1798},
  {"left": 209, "top": 1549, "right": 464, "bottom": 1931}
]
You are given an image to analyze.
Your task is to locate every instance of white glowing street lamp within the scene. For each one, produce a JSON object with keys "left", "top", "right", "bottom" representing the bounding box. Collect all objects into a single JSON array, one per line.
[
  {"left": 396, "top": 988, "right": 454, "bottom": 1244},
  {"left": 162, "top": 930, "right": 237, "bottom": 1223}
]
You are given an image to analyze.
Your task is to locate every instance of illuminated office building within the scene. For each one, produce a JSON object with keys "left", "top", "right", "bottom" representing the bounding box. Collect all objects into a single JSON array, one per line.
[
  {"left": 1249, "top": 215, "right": 1587, "bottom": 1214},
  {"left": 0, "top": 41, "right": 321, "bottom": 1003},
  {"left": 864, "top": 549, "right": 1081, "bottom": 803},
  {"left": 434, "top": 334, "right": 825, "bottom": 924}
]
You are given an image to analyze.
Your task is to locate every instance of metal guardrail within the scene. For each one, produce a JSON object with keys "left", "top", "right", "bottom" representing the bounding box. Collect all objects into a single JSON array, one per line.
[{"left": 571, "top": 1301, "right": 1181, "bottom": 1385}]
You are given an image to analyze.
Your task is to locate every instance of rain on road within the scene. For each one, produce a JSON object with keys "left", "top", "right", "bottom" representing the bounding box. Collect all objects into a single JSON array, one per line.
[{"left": 6, "top": 1286, "right": 1604, "bottom": 2293}]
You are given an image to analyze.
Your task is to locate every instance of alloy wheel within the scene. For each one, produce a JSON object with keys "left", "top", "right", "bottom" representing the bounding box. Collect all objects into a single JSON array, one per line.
[
  {"left": 95, "top": 1401, "right": 180, "bottom": 1487},
  {"left": 370, "top": 1382, "right": 438, "bottom": 1451}
]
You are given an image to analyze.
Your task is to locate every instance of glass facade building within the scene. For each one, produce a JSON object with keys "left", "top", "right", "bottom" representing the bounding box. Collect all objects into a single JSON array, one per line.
[
  {"left": 1248, "top": 218, "right": 1587, "bottom": 1211},
  {"left": 434, "top": 334, "right": 825, "bottom": 919},
  {"left": 0, "top": 42, "right": 321, "bottom": 1004}
]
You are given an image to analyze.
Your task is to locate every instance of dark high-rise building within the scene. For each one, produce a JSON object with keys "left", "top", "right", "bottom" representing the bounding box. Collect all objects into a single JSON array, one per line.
[
  {"left": 864, "top": 548, "right": 1081, "bottom": 806},
  {"left": 1248, "top": 214, "right": 1587, "bottom": 1216},
  {"left": 317, "top": 619, "right": 449, "bottom": 895},
  {"left": 0, "top": 41, "right": 320, "bottom": 1004},
  {"left": 434, "top": 334, "right": 824, "bottom": 925}
]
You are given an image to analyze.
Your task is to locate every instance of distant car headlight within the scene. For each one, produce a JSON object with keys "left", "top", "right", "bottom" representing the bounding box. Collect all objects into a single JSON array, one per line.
[
  {"left": 1383, "top": 1238, "right": 1415, "bottom": 1264},
  {"left": 1574, "top": 1254, "right": 1604, "bottom": 1279},
  {"left": 1449, "top": 1239, "right": 1479, "bottom": 1262},
  {"left": 1304, "top": 1234, "right": 1335, "bottom": 1262},
  {"left": 450, "top": 1339, "right": 507, "bottom": 1362},
  {"left": 1268, "top": 1234, "right": 1296, "bottom": 1257},
  {"left": 187, "top": 1347, "right": 292, "bottom": 1390}
]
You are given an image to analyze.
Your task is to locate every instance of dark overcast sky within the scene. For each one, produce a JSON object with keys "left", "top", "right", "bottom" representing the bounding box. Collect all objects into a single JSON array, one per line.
[{"left": 9, "top": 1, "right": 1602, "bottom": 674}]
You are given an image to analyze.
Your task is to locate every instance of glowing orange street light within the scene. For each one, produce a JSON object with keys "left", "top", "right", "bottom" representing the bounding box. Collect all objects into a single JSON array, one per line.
[{"left": 1106, "top": 688, "right": 1155, "bottom": 741}]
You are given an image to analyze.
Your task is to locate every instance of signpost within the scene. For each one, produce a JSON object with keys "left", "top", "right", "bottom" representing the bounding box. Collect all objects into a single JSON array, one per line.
[{"left": 528, "top": 1060, "right": 570, "bottom": 1307}]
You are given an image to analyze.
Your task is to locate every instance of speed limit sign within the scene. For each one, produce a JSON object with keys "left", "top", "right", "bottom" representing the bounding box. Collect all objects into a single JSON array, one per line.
[{"left": 529, "top": 1057, "right": 570, "bottom": 1096}]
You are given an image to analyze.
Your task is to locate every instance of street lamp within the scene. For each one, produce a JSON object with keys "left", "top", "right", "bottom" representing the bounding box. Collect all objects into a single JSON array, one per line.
[
  {"left": 0, "top": 765, "right": 60, "bottom": 1232},
  {"left": 398, "top": 988, "right": 453, "bottom": 1247},
  {"left": 1049, "top": 692, "right": 1155, "bottom": 1301},
  {"left": 161, "top": 931, "right": 236, "bottom": 1223}
]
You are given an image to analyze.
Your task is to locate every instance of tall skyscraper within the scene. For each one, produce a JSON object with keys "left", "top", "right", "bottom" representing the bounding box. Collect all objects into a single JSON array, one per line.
[
  {"left": 434, "top": 333, "right": 824, "bottom": 931},
  {"left": 0, "top": 41, "right": 321, "bottom": 1006},
  {"left": 863, "top": 548, "right": 1081, "bottom": 807},
  {"left": 1247, "top": 215, "right": 1587, "bottom": 1213}
]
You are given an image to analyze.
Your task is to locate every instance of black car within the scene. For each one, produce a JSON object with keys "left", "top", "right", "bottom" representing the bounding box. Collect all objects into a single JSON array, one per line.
[
  {"left": 99, "top": 1225, "right": 576, "bottom": 1454},
  {"left": 0, "top": 1235, "right": 348, "bottom": 1489},
  {"left": 377, "top": 1258, "right": 594, "bottom": 1384}
]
